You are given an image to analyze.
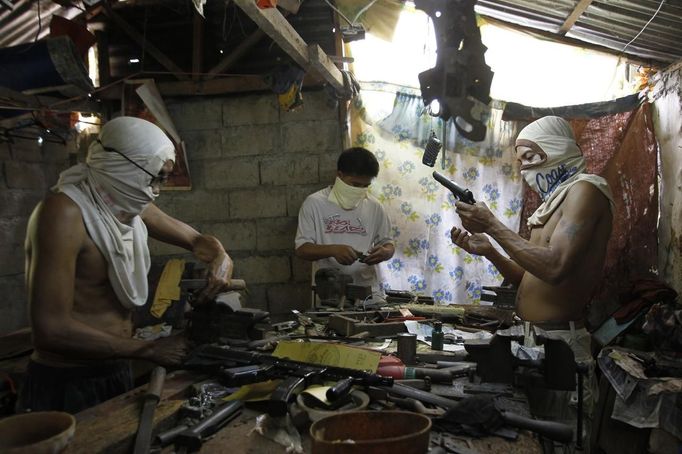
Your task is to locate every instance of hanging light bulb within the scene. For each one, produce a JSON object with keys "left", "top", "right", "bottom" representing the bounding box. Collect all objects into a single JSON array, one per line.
[{"left": 428, "top": 99, "right": 441, "bottom": 117}]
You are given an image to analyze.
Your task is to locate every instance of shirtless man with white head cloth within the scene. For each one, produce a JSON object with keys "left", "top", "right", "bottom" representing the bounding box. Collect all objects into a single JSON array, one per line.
[
  {"left": 19, "top": 117, "right": 233, "bottom": 413},
  {"left": 450, "top": 116, "right": 614, "bottom": 449}
]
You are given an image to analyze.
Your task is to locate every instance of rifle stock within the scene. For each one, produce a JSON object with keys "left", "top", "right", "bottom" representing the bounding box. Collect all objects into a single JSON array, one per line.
[{"left": 186, "top": 345, "right": 393, "bottom": 417}]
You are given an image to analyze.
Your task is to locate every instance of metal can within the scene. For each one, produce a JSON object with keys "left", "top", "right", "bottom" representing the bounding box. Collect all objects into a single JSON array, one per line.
[{"left": 397, "top": 333, "right": 417, "bottom": 365}]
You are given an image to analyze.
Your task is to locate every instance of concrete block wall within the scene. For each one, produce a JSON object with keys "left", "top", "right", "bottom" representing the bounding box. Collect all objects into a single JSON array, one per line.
[
  {"left": 151, "top": 89, "right": 343, "bottom": 316},
  {"left": 0, "top": 136, "right": 75, "bottom": 333}
]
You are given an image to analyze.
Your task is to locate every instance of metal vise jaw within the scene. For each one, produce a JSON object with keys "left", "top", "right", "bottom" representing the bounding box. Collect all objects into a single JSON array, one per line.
[{"left": 464, "top": 328, "right": 577, "bottom": 391}]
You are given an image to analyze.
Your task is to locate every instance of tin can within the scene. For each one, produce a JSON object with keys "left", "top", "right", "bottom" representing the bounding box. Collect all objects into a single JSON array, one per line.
[{"left": 397, "top": 333, "right": 417, "bottom": 365}]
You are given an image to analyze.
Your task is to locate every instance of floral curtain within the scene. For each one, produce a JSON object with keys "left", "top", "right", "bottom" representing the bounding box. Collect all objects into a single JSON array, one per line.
[{"left": 350, "top": 86, "right": 524, "bottom": 304}]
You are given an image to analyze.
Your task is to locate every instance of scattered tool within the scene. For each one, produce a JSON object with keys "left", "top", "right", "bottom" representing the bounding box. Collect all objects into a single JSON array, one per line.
[
  {"left": 379, "top": 383, "right": 574, "bottom": 444},
  {"left": 173, "top": 400, "right": 243, "bottom": 453},
  {"left": 184, "top": 344, "right": 393, "bottom": 417},
  {"left": 132, "top": 366, "right": 166, "bottom": 454}
]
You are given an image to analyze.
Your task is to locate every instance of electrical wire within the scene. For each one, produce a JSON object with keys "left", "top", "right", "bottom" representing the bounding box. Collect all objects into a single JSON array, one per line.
[
  {"left": 620, "top": 0, "right": 665, "bottom": 55},
  {"left": 323, "top": 0, "right": 379, "bottom": 27},
  {"left": 323, "top": 0, "right": 353, "bottom": 26}
]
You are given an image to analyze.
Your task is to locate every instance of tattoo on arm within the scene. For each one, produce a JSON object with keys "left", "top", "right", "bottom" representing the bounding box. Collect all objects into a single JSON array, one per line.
[{"left": 558, "top": 219, "right": 582, "bottom": 239}]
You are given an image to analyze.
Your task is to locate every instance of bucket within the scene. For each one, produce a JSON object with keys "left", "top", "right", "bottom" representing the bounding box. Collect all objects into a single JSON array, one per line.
[
  {"left": 310, "top": 410, "right": 431, "bottom": 454},
  {"left": 0, "top": 411, "right": 76, "bottom": 454}
]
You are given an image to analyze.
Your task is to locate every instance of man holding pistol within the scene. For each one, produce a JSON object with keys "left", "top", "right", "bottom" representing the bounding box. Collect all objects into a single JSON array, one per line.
[
  {"left": 295, "top": 147, "right": 395, "bottom": 303},
  {"left": 450, "top": 116, "right": 614, "bottom": 448}
]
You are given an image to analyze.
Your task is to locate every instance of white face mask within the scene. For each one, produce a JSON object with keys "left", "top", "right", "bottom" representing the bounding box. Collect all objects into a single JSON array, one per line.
[
  {"left": 516, "top": 116, "right": 586, "bottom": 201},
  {"left": 521, "top": 155, "right": 585, "bottom": 201},
  {"left": 328, "top": 177, "right": 368, "bottom": 210}
]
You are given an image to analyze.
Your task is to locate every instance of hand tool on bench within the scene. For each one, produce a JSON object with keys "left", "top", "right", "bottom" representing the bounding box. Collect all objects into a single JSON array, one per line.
[
  {"left": 173, "top": 400, "right": 244, "bottom": 453},
  {"left": 133, "top": 366, "right": 166, "bottom": 454},
  {"left": 380, "top": 382, "right": 574, "bottom": 444}
]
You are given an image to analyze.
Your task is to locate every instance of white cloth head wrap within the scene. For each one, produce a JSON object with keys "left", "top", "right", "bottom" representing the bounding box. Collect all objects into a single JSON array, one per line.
[
  {"left": 516, "top": 116, "right": 614, "bottom": 226},
  {"left": 54, "top": 116, "right": 175, "bottom": 308}
]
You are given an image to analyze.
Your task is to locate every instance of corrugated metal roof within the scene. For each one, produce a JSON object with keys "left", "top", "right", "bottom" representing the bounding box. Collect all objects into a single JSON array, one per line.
[
  {"left": 475, "top": 0, "right": 682, "bottom": 66},
  {"left": 0, "top": 1, "right": 81, "bottom": 47},
  {"left": 1, "top": 0, "right": 681, "bottom": 84}
]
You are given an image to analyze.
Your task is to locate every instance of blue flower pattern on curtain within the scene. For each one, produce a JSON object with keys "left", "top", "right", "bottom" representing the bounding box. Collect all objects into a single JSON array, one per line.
[{"left": 351, "top": 89, "right": 523, "bottom": 305}]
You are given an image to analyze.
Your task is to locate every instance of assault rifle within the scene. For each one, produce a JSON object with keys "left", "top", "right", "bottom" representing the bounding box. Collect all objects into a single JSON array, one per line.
[
  {"left": 184, "top": 344, "right": 394, "bottom": 417},
  {"left": 433, "top": 171, "right": 476, "bottom": 204}
]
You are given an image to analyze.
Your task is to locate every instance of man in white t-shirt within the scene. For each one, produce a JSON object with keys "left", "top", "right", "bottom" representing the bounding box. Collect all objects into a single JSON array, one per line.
[{"left": 295, "top": 147, "right": 394, "bottom": 302}]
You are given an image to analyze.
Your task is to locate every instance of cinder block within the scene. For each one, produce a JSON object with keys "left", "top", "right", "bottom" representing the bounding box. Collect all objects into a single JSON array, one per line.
[
  {"left": 267, "top": 283, "right": 312, "bottom": 314},
  {"left": 280, "top": 89, "right": 339, "bottom": 123},
  {"left": 41, "top": 140, "right": 72, "bottom": 163},
  {"left": 233, "top": 255, "right": 290, "bottom": 284},
  {"left": 260, "top": 155, "right": 318, "bottom": 186},
  {"left": 230, "top": 188, "right": 287, "bottom": 219},
  {"left": 148, "top": 238, "right": 189, "bottom": 256},
  {"left": 222, "top": 125, "right": 278, "bottom": 157},
  {"left": 0, "top": 143, "right": 10, "bottom": 161},
  {"left": 241, "top": 284, "right": 268, "bottom": 311},
  {"left": 0, "top": 190, "right": 44, "bottom": 217},
  {"left": 168, "top": 99, "right": 223, "bottom": 130},
  {"left": 281, "top": 120, "right": 341, "bottom": 153},
  {"left": 203, "top": 158, "right": 260, "bottom": 190},
  {"left": 12, "top": 141, "right": 42, "bottom": 162},
  {"left": 318, "top": 152, "right": 339, "bottom": 182},
  {"left": 0, "top": 274, "right": 28, "bottom": 333},
  {"left": 286, "top": 184, "right": 326, "bottom": 217},
  {"left": 223, "top": 95, "right": 279, "bottom": 126},
  {"left": 0, "top": 217, "right": 28, "bottom": 248},
  {"left": 4, "top": 161, "right": 46, "bottom": 190},
  {"left": 292, "top": 256, "right": 313, "bottom": 283},
  {"left": 159, "top": 190, "right": 230, "bottom": 223},
  {"left": 182, "top": 130, "right": 222, "bottom": 160},
  {"left": 0, "top": 242, "right": 24, "bottom": 275},
  {"left": 201, "top": 220, "right": 257, "bottom": 252},
  {"left": 44, "top": 161, "right": 72, "bottom": 188},
  {"left": 256, "top": 217, "right": 298, "bottom": 251},
  {"left": 152, "top": 194, "right": 174, "bottom": 214}
]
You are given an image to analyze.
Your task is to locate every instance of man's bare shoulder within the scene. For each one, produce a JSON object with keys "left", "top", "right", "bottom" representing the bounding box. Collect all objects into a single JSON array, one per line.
[
  {"left": 30, "top": 193, "right": 86, "bottom": 240},
  {"left": 565, "top": 180, "right": 611, "bottom": 212}
]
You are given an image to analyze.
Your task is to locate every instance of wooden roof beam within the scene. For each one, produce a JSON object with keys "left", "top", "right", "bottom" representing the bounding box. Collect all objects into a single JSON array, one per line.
[
  {"left": 192, "top": 9, "right": 204, "bottom": 81},
  {"left": 558, "top": 0, "right": 594, "bottom": 36},
  {"left": 102, "top": 3, "right": 189, "bottom": 81},
  {"left": 206, "top": 27, "right": 266, "bottom": 80},
  {"left": 233, "top": 0, "right": 345, "bottom": 92}
]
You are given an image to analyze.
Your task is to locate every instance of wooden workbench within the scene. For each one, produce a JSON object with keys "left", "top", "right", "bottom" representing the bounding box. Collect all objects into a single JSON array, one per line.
[{"left": 66, "top": 369, "right": 542, "bottom": 453}]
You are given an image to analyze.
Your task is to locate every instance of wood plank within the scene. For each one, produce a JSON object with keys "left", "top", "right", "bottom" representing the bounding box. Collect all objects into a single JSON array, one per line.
[
  {"left": 158, "top": 76, "right": 271, "bottom": 96},
  {"left": 102, "top": 3, "right": 189, "bottom": 81},
  {"left": 96, "top": 30, "right": 111, "bottom": 86},
  {"left": 233, "top": 0, "right": 345, "bottom": 92},
  {"left": 308, "top": 44, "right": 345, "bottom": 92},
  {"left": 68, "top": 370, "right": 203, "bottom": 454},
  {"left": 0, "top": 87, "right": 100, "bottom": 118},
  {"left": 192, "top": 10, "right": 204, "bottom": 81},
  {"left": 558, "top": 0, "right": 594, "bottom": 36},
  {"left": 94, "top": 74, "right": 327, "bottom": 99}
]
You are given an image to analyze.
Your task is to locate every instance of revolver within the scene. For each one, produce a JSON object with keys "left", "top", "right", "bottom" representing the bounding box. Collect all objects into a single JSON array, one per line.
[{"left": 432, "top": 171, "right": 476, "bottom": 205}]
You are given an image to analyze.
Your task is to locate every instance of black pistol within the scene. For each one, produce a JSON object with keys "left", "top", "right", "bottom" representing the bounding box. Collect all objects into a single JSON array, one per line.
[{"left": 432, "top": 171, "right": 476, "bottom": 204}]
